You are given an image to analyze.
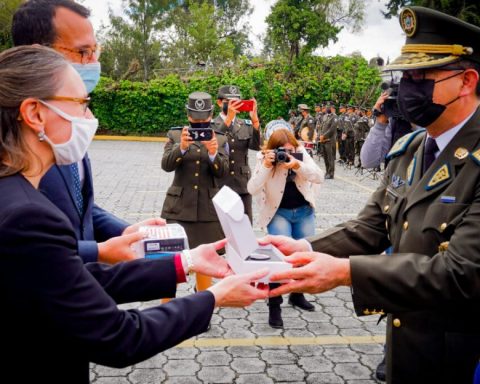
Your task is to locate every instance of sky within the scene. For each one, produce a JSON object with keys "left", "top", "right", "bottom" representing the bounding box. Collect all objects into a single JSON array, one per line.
[{"left": 82, "top": 0, "right": 405, "bottom": 63}]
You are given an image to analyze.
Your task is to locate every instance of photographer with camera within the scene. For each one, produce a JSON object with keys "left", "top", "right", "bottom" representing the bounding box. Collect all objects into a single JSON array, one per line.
[
  {"left": 247, "top": 121, "right": 324, "bottom": 328},
  {"left": 162, "top": 92, "right": 229, "bottom": 293},
  {"left": 360, "top": 81, "right": 415, "bottom": 169}
]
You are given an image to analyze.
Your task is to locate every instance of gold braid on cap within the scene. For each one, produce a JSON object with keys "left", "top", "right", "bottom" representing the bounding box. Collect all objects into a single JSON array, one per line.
[{"left": 402, "top": 44, "right": 474, "bottom": 56}]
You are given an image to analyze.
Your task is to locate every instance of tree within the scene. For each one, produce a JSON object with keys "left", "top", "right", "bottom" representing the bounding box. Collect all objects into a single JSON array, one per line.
[
  {"left": 264, "top": 0, "right": 365, "bottom": 64},
  {"left": 382, "top": 0, "right": 480, "bottom": 26},
  {"left": 162, "top": 2, "right": 237, "bottom": 71},
  {"left": 0, "top": 0, "right": 23, "bottom": 52},
  {"left": 100, "top": 0, "right": 179, "bottom": 81}
]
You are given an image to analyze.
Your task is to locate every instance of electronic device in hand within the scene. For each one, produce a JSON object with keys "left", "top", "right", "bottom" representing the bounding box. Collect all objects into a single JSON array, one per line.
[
  {"left": 188, "top": 128, "right": 213, "bottom": 141},
  {"left": 237, "top": 99, "right": 254, "bottom": 112}
]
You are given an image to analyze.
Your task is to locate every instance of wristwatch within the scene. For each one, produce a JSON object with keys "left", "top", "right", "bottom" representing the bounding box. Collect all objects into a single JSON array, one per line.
[{"left": 373, "top": 108, "right": 384, "bottom": 117}]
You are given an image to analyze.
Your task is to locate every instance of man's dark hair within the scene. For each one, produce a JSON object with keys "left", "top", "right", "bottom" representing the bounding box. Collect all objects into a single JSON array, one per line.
[{"left": 12, "top": 0, "right": 90, "bottom": 47}]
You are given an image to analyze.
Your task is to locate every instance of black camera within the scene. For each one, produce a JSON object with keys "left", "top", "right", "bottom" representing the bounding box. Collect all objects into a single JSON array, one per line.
[
  {"left": 273, "top": 147, "right": 289, "bottom": 164},
  {"left": 380, "top": 80, "right": 403, "bottom": 119}
]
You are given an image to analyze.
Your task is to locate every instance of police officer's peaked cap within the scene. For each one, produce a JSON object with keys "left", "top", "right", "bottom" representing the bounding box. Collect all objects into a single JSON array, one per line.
[
  {"left": 217, "top": 85, "right": 242, "bottom": 99},
  {"left": 186, "top": 91, "right": 214, "bottom": 120},
  {"left": 326, "top": 101, "right": 335, "bottom": 107},
  {"left": 298, "top": 104, "right": 310, "bottom": 111},
  {"left": 387, "top": 6, "right": 480, "bottom": 70}
]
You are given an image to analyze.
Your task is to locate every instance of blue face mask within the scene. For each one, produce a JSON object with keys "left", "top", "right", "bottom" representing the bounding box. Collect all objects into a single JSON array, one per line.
[{"left": 71, "top": 62, "right": 101, "bottom": 94}]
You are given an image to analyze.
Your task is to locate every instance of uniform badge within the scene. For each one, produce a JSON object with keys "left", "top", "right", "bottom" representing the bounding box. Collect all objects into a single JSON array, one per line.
[
  {"left": 454, "top": 147, "right": 468, "bottom": 160},
  {"left": 400, "top": 8, "right": 417, "bottom": 37},
  {"left": 425, "top": 164, "right": 451, "bottom": 191},
  {"left": 391, "top": 175, "right": 405, "bottom": 189},
  {"left": 469, "top": 148, "right": 480, "bottom": 166},
  {"left": 406, "top": 157, "right": 416, "bottom": 185},
  {"left": 195, "top": 99, "right": 206, "bottom": 111},
  {"left": 438, "top": 241, "right": 449, "bottom": 252}
]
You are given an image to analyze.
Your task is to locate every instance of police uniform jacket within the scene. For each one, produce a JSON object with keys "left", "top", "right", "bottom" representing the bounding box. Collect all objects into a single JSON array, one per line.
[
  {"left": 319, "top": 113, "right": 338, "bottom": 142},
  {"left": 213, "top": 115, "right": 260, "bottom": 194},
  {"left": 161, "top": 128, "right": 229, "bottom": 222},
  {"left": 299, "top": 113, "right": 316, "bottom": 141},
  {"left": 342, "top": 114, "right": 356, "bottom": 138},
  {"left": 353, "top": 116, "right": 370, "bottom": 142},
  {"left": 310, "top": 107, "right": 480, "bottom": 384}
]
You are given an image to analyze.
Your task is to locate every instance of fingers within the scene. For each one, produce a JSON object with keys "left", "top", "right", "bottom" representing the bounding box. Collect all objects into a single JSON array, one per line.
[
  {"left": 240, "top": 268, "right": 270, "bottom": 283},
  {"left": 140, "top": 217, "right": 166, "bottom": 226},
  {"left": 285, "top": 252, "right": 315, "bottom": 266},
  {"left": 212, "top": 238, "right": 228, "bottom": 251},
  {"left": 269, "top": 265, "right": 308, "bottom": 282},
  {"left": 269, "top": 281, "right": 306, "bottom": 296},
  {"left": 123, "top": 231, "right": 145, "bottom": 245}
]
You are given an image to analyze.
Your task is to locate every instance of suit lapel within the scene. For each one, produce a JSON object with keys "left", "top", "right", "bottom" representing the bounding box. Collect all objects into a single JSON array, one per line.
[{"left": 404, "top": 109, "right": 480, "bottom": 213}]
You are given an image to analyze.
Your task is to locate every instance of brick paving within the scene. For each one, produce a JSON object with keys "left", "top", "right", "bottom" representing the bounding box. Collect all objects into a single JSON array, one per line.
[{"left": 88, "top": 140, "right": 385, "bottom": 383}]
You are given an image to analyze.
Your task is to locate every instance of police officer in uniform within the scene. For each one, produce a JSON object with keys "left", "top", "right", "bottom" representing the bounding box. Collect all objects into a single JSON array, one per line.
[
  {"left": 319, "top": 103, "right": 338, "bottom": 179},
  {"left": 268, "top": 7, "right": 480, "bottom": 384},
  {"left": 297, "top": 104, "right": 316, "bottom": 141},
  {"left": 353, "top": 108, "right": 370, "bottom": 168},
  {"left": 213, "top": 85, "right": 261, "bottom": 222},
  {"left": 162, "top": 91, "right": 229, "bottom": 292},
  {"left": 343, "top": 105, "right": 356, "bottom": 165},
  {"left": 288, "top": 109, "right": 298, "bottom": 131},
  {"left": 337, "top": 104, "right": 347, "bottom": 163}
]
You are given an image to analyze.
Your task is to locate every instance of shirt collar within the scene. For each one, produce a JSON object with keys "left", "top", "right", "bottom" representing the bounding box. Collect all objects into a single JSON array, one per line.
[{"left": 426, "top": 110, "right": 476, "bottom": 157}]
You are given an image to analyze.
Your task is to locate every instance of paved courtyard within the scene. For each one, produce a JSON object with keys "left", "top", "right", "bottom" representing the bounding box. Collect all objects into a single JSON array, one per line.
[{"left": 89, "top": 140, "right": 386, "bottom": 384}]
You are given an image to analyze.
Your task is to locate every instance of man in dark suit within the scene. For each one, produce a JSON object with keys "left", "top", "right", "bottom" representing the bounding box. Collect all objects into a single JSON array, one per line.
[
  {"left": 268, "top": 7, "right": 480, "bottom": 384},
  {"left": 12, "top": 0, "right": 163, "bottom": 264}
]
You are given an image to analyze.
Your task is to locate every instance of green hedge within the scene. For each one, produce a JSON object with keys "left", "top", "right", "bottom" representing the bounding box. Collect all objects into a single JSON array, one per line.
[{"left": 91, "top": 55, "right": 381, "bottom": 135}]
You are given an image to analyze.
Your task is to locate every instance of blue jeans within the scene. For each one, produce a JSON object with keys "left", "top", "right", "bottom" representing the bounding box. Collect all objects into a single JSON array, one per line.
[{"left": 267, "top": 205, "right": 315, "bottom": 239}]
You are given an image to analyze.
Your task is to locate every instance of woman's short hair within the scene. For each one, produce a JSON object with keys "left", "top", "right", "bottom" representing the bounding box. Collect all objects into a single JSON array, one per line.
[{"left": 0, "top": 45, "right": 69, "bottom": 176}]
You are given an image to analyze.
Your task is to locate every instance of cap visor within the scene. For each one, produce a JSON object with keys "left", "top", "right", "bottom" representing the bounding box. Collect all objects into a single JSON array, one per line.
[{"left": 187, "top": 109, "right": 212, "bottom": 120}]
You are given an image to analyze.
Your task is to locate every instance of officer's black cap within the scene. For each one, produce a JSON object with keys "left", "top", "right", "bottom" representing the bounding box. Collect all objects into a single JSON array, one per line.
[
  {"left": 186, "top": 91, "right": 214, "bottom": 120},
  {"left": 217, "top": 85, "right": 242, "bottom": 100},
  {"left": 387, "top": 6, "right": 480, "bottom": 70}
]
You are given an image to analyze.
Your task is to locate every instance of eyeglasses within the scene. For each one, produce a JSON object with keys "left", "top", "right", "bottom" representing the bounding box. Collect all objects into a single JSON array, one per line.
[
  {"left": 49, "top": 44, "right": 101, "bottom": 64},
  {"left": 43, "top": 96, "right": 91, "bottom": 113}
]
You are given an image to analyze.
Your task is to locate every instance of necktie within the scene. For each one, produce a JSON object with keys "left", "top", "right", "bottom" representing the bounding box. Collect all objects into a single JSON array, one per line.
[
  {"left": 71, "top": 162, "right": 84, "bottom": 215},
  {"left": 423, "top": 137, "right": 438, "bottom": 175}
]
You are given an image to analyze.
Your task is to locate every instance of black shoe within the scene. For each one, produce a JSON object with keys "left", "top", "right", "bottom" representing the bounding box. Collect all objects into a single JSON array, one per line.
[
  {"left": 325, "top": 174, "right": 332, "bottom": 179},
  {"left": 288, "top": 293, "right": 315, "bottom": 311},
  {"left": 375, "top": 356, "right": 386, "bottom": 381},
  {"left": 268, "top": 305, "right": 283, "bottom": 328}
]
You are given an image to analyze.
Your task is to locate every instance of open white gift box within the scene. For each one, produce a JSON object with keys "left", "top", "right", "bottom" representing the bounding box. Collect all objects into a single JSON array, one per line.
[{"left": 213, "top": 186, "right": 292, "bottom": 283}]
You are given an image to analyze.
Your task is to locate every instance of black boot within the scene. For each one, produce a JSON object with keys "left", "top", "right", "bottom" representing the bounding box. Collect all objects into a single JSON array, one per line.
[
  {"left": 376, "top": 345, "right": 386, "bottom": 381},
  {"left": 288, "top": 293, "right": 315, "bottom": 311},
  {"left": 268, "top": 304, "right": 283, "bottom": 329}
]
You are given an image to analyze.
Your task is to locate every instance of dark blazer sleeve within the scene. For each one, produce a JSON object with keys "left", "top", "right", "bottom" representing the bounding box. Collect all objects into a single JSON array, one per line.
[
  {"left": 0, "top": 202, "right": 214, "bottom": 368},
  {"left": 249, "top": 124, "right": 261, "bottom": 151},
  {"left": 92, "top": 203, "right": 129, "bottom": 242}
]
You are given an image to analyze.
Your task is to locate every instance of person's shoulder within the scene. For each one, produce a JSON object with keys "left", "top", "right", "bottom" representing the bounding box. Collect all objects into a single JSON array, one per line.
[{"left": 386, "top": 129, "right": 426, "bottom": 161}]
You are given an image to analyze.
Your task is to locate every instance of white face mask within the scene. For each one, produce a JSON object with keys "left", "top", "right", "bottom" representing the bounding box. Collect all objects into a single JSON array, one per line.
[{"left": 38, "top": 100, "right": 98, "bottom": 165}]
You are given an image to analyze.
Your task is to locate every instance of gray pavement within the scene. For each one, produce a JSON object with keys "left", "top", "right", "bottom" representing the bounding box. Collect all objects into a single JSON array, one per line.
[{"left": 89, "top": 140, "right": 386, "bottom": 384}]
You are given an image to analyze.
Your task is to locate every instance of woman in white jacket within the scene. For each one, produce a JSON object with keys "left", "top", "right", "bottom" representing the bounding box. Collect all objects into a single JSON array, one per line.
[{"left": 248, "top": 122, "right": 324, "bottom": 328}]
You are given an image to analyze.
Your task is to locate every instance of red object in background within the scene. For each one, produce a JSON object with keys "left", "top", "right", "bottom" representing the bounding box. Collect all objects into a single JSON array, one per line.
[{"left": 237, "top": 99, "right": 254, "bottom": 112}]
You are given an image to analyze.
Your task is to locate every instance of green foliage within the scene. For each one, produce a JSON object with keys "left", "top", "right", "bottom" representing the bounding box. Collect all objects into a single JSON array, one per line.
[
  {"left": 91, "top": 55, "right": 381, "bottom": 135},
  {"left": 265, "top": 0, "right": 365, "bottom": 63},
  {"left": 0, "top": 0, "right": 22, "bottom": 51},
  {"left": 383, "top": 0, "right": 480, "bottom": 26}
]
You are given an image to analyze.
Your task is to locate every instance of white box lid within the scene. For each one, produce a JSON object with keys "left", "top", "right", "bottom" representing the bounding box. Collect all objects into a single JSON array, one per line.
[{"left": 212, "top": 186, "right": 258, "bottom": 260}]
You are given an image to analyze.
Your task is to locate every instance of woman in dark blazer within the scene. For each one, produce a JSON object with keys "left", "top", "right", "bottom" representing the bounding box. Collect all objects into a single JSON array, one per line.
[{"left": 0, "top": 46, "right": 268, "bottom": 384}]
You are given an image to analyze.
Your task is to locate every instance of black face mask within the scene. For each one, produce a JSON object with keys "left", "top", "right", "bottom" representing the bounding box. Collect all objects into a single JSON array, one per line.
[
  {"left": 397, "top": 71, "right": 463, "bottom": 127},
  {"left": 190, "top": 121, "right": 211, "bottom": 128},
  {"left": 326, "top": 108, "right": 331, "bottom": 114},
  {"left": 222, "top": 102, "right": 228, "bottom": 114}
]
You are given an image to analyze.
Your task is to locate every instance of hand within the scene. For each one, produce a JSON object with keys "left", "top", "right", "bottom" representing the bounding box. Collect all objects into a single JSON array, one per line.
[
  {"left": 341, "top": 133, "right": 347, "bottom": 141},
  {"left": 258, "top": 234, "right": 311, "bottom": 256},
  {"left": 268, "top": 252, "right": 351, "bottom": 297},
  {"left": 98, "top": 232, "right": 145, "bottom": 264},
  {"left": 202, "top": 132, "right": 218, "bottom": 156},
  {"left": 373, "top": 92, "right": 389, "bottom": 124},
  {"left": 249, "top": 98, "right": 260, "bottom": 129},
  {"left": 189, "top": 239, "right": 232, "bottom": 278},
  {"left": 180, "top": 126, "right": 193, "bottom": 151},
  {"left": 226, "top": 99, "right": 242, "bottom": 122},
  {"left": 279, "top": 154, "right": 300, "bottom": 170},
  {"left": 262, "top": 150, "right": 275, "bottom": 168},
  {"left": 122, "top": 217, "right": 166, "bottom": 236},
  {"left": 207, "top": 269, "right": 270, "bottom": 307}
]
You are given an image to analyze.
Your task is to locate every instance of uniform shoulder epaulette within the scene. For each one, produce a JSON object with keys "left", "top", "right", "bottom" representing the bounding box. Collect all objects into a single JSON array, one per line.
[
  {"left": 469, "top": 147, "right": 480, "bottom": 166},
  {"left": 386, "top": 128, "right": 426, "bottom": 160},
  {"left": 213, "top": 129, "right": 226, "bottom": 136}
]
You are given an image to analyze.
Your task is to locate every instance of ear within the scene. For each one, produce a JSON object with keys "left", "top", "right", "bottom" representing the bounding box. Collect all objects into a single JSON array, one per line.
[
  {"left": 459, "top": 68, "right": 479, "bottom": 97},
  {"left": 216, "top": 99, "right": 223, "bottom": 108},
  {"left": 19, "top": 98, "right": 48, "bottom": 135}
]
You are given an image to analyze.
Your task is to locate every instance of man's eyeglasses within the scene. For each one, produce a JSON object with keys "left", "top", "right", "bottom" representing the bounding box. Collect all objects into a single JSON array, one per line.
[
  {"left": 43, "top": 96, "right": 91, "bottom": 113},
  {"left": 49, "top": 44, "right": 101, "bottom": 64}
]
